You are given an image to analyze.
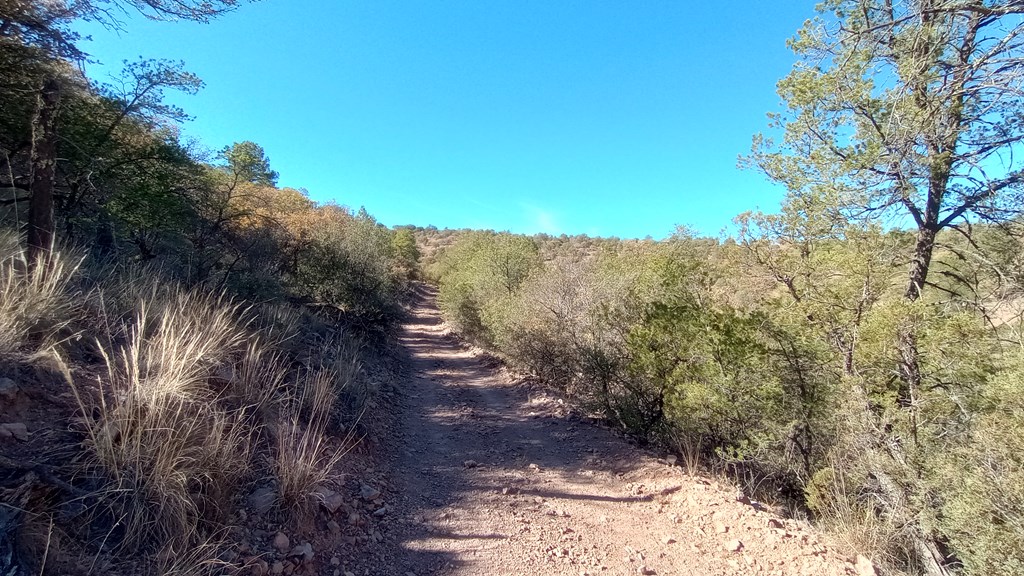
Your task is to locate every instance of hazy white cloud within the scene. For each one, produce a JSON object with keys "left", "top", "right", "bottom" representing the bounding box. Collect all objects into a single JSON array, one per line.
[
  {"left": 521, "top": 203, "right": 561, "bottom": 235},
  {"left": 460, "top": 194, "right": 491, "bottom": 210}
]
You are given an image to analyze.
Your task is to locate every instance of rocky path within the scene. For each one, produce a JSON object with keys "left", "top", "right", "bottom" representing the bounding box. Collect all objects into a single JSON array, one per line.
[{"left": 377, "top": 285, "right": 863, "bottom": 576}]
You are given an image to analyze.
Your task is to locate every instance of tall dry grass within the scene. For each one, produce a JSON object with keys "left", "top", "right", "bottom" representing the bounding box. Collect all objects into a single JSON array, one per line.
[
  {"left": 0, "top": 234, "right": 372, "bottom": 563},
  {"left": 274, "top": 368, "right": 344, "bottom": 515},
  {"left": 317, "top": 333, "right": 369, "bottom": 427},
  {"left": 68, "top": 280, "right": 369, "bottom": 554},
  {"left": 233, "top": 339, "right": 289, "bottom": 415},
  {"left": 272, "top": 333, "right": 369, "bottom": 517},
  {"left": 668, "top": 430, "right": 704, "bottom": 476},
  {"left": 70, "top": 288, "right": 258, "bottom": 553},
  {"left": 0, "top": 235, "right": 82, "bottom": 357},
  {"left": 807, "top": 459, "right": 917, "bottom": 575}
]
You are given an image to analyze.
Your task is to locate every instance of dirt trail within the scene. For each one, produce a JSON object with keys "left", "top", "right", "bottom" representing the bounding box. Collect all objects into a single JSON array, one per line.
[{"left": 378, "top": 285, "right": 859, "bottom": 576}]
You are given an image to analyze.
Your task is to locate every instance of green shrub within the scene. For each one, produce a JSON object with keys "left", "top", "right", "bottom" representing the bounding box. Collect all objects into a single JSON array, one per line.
[
  {"left": 294, "top": 206, "right": 402, "bottom": 325},
  {"left": 436, "top": 231, "right": 540, "bottom": 343},
  {"left": 934, "top": 352, "right": 1024, "bottom": 576}
]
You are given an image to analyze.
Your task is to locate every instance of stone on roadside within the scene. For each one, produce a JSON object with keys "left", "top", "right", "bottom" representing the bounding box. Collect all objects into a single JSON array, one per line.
[
  {"left": 272, "top": 532, "right": 290, "bottom": 553},
  {"left": 725, "top": 539, "right": 743, "bottom": 552},
  {"left": 289, "top": 542, "right": 313, "bottom": 562},
  {"left": 315, "top": 487, "right": 346, "bottom": 514},
  {"left": 250, "top": 559, "right": 269, "bottom": 576},
  {"left": 247, "top": 487, "right": 277, "bottom": 516},
  {"left": 0, "top": 379, "right": 22, "bottom": 406},
  {"left": 360, "top": 484, "right": 381, "bottom": 501},
  {"left": 0, "top": 423, "right": 28, "bottom": 442}
]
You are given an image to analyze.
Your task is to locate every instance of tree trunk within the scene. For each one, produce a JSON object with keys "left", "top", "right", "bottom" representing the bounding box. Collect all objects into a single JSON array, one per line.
[
  {"left": 905, "top": 224, "right": 938, "bottom": 302},
  {"left": 895, "top": 226, "right": 937, "bottom": 424},
  {"left": 26, "top": 78, "right": 60, "bottom": 267},
  {"left": 896, "top": 227, "right": 948, "bottom": 571}
]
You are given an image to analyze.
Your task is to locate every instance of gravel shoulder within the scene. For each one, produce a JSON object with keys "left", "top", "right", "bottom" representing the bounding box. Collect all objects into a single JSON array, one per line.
[{"left": 376, "top": 285, "right": 862, "bottom": 576}]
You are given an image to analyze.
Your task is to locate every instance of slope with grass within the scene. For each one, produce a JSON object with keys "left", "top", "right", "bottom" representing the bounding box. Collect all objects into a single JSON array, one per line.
[{"left": 0, "top": 235, "right": 405, "bottom": 576}]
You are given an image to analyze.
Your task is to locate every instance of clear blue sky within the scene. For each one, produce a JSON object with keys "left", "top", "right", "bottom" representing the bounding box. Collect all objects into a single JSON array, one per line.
[{"left": 74, "top": 1, "right": 813, "bottom": 239}]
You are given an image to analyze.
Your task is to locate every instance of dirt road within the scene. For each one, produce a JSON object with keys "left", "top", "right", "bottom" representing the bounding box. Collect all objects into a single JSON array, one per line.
[{"left": 378, "top": 286, "right": 859, "bottom": 576}]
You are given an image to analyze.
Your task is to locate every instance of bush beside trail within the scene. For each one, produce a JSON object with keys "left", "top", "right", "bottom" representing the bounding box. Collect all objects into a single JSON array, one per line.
[{"left": 428, "top": 225, "right": 1024, "bottom": 576}]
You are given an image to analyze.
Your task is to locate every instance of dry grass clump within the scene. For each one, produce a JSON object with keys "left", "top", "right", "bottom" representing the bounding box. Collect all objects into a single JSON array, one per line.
[
  {"left": 252, "top": 302, "right": 314, "bottom": 352},
  {"left": 0, "top": 236, "right": 82, "bottom": 357},
  {"left": 319, "top": 333, "right": 370, "bottom": 426},
  {"left": 272, "top": 333, "right": 369, "bottom": 517},
  {"left": 67, "top": 279, "right": 370, "bottom": 557},
  {"left": 806, "top": 461, "right": 917, "bottom": 575},
  {"left": 274, "top": 368, "right": 344, "bottom": 515},
  {"left": 233, "top": 339, "right": 289, "bottom": 415},
  {"left": 670, "top": 431, "right": 704, "bottom": 477},
  {"left": 149, "top": 534, "right": 228, "bottom": 576},
  {"left": 111, "top": 290, "right": 250, "bottom": 400},
  {"left": 71, "top": 288, "right": 258, "bottom": 554},
  {"left": 0, "top": 238, "right": 376, "bottom": 567}
]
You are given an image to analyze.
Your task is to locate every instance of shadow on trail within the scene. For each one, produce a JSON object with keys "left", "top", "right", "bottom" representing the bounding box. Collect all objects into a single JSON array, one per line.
[{"left": 381, "top": 283, "right": 653, "bottom": 575}]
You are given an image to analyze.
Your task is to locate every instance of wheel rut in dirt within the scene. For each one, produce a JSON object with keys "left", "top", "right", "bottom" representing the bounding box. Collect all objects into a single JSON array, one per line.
[{"left": 378, "top": 285, "right": 859, "bottom": 576}]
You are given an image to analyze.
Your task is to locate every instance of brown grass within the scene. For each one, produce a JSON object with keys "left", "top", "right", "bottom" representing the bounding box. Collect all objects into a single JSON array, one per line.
[
  {"left": 0, "top": 240, "right": 376, "bottom": 568},
  {"left": 273, "top": 367, "right": 345, "bottom": 516},
  {"left": 0, "top": 236, "right": 82, "bottom": 357},
  {"left": 809, "top": 460, "right": 916, "bottom": 575},
  {"left": 70, "top": 288, "right": 257, "bottom": 553}
]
